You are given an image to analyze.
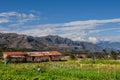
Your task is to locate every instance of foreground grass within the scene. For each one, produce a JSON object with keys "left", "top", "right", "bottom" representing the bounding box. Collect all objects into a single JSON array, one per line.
[{"left": 0, "top": 60, "right": 120, "bottom": 80}]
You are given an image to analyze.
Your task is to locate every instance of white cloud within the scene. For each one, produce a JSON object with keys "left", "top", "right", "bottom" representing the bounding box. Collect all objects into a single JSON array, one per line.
[
  {"left": 63, "top": 18, "right": 120, "bottom": 27},
  {"left": 0, "top": 11, "right": 37, "bottom": 23},
  {"left": 88, "top": 37, "right": 98, "bottom": 43},
  {"left": 15, "top": 18, "right": 120, "bottom": 42},
  {"left": 0, "top": 19, "right": 9, "bottom": 23},
  {"left": 99, "top": 35, "right": 120, "bottom": 42},
  {"left": 1, "top": 17, "right": 120, "bottom": 43},
  {"left": 21, "top": 24, "right": 55, "bottom": 36},
  {"left": 0, "top": 27, "right": 10, "bottom": 31},
  {"left": 0, "top": 12, "right": 17, "bottom": 17}
]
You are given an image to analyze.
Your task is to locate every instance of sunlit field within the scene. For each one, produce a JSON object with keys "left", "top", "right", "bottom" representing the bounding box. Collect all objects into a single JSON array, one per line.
[{"left": 0, "top": 60, "right": 120, "bottom": 80}]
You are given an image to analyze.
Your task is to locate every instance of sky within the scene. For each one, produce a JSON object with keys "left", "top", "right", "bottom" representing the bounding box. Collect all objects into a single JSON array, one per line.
[{"left": 0, "top": 0, "right": 120, "bottom": 43}]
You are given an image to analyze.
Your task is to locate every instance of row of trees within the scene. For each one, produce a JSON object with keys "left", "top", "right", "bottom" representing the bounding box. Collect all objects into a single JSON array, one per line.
[
  {"left": 69, "top": 49, "right": 120, "bottom": 60},
  {"left": 88, "top": 49, "right": 120, "bottom": 60}
]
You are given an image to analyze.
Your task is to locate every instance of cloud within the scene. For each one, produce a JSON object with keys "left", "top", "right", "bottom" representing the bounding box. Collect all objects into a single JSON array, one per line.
[
  {"left": 88, "top": 37, "right": 98, "bottom": 43},
  {"left": 17, "top": 18, "right": 120, "bottom": 43},
  {"left": 22, "top": 27, "right": 54, "bottom": 36},
  {"left": 0, "top": 27, "right": 10, "bottom": 31},
  {"left": 0, "top": 19, "right": 9, "bottom": 23},
  {"left": 99, "top": 35, "right": 120, "bottom": 42},
  {"left": 0, "top": 11, "right": 38, "bottom": 23},
  {"left": 1, "top": 17, "right": 120, "bottom": 43},
  {"left": 62, "top": 18, "right": 120, "bottom": 27}
]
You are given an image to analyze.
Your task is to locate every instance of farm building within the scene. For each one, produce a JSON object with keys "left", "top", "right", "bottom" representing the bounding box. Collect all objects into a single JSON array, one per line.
[
  {"left": 3, "top": 51, "right": 61, "bottom": 62},
  {"left": 3, "top": 52, "right": 27, "bottom": 62},
  {"left": 26, "top": 51, "right": 61, "bottom": 62}
]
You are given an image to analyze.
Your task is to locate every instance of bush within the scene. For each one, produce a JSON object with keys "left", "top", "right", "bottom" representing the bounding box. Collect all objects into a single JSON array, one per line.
[{"left": 69, "top": 54, "right": 77, "bottom": 60}]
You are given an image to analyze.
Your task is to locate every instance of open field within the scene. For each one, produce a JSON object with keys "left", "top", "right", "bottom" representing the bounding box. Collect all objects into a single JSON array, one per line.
[{"left": 0, "top": 60, "right": 120, "bottom": 80}]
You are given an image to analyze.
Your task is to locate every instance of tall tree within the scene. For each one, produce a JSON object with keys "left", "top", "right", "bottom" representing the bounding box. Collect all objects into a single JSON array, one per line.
[
  {"left": 110, "top": 50, "right": 117, "bottom": 60},
  {"left": 101, "top": 49, "right": 108, "bottom": 59}
]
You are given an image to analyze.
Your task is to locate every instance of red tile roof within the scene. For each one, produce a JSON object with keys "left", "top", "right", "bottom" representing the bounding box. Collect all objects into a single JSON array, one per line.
[
  {"left": 3, "top": 51, "right": 61, "bottom": 57},
  {"left": 29, "top": 52, "right": 46, "bottom": 57},
  {"left": 10, "top": 55, "right": 25, "bottom": 58},
  {"left": 28, "top": 51, "right": 61, "bottom": 57},
  {"left": 4, "top": 52, "right": 26, "bottom": 55},
  {"left": 49, "top": 51, "right": 61, "bottom": 56}
]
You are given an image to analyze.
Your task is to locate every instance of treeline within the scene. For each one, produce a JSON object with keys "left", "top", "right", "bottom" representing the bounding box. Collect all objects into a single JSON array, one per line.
[
  {"left": 66, "top": 49, "right": 120, "bottom": 60},
  {"left": 88, "top": 49, "right": 120, "bottom": 60}
]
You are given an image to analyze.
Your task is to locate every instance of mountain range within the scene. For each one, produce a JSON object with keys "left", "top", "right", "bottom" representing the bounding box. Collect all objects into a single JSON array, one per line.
[
  {"left": 0, "top": 33, "right": 105, "bottom": 53},
  {"left": 97, "top": 41, "right": 120, "bottom": 50}
]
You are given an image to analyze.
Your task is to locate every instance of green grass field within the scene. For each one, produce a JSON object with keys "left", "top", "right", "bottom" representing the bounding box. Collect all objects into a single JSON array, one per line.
[{"left": 0, "top": 60, "right": 120, "bottom": 80}]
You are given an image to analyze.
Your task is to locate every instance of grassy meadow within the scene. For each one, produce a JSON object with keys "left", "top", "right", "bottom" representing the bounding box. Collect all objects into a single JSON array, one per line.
[{"left": 0, "top": 59, "right": 120, "bottom": 80}]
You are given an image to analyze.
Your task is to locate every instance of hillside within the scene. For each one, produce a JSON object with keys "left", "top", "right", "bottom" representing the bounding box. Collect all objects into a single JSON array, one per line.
[
  {"left": 97, "top": 41, "right": 120, "bottom": 50},
  {"left": 0, "top": 33, "right": 104, "bottom": 52}
]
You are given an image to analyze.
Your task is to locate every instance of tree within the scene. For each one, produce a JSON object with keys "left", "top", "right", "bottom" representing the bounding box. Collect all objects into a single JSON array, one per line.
[
  {"left": 69, "top": 54, "right": 77, "bottom": 60},
  {"left": 88, "top": 52, "right": 96, "bottom": 60},
  {"left": 101, "top": 49, "right": 108, "bottom": 59},
  {"left": 110, "top": 50, "right": 117, "bottom": 60},
  {"left": 0, "top": 47, "right": 3, "bottom": 58}
]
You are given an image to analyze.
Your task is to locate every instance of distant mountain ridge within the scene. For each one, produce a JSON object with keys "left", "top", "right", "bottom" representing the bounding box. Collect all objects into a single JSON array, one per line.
[
  {"left": 0, "top": 33, "right": 104, "bottom": 52},
  {"left": 97, "top": 41, "right": 120, "bottom": 50}
]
